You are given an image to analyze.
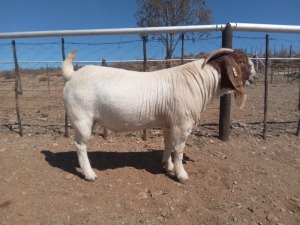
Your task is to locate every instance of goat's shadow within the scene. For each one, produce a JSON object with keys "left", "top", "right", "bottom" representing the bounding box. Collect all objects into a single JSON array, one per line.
[{"left": 41, "top": 149, "right": 168, "bottom": 179}]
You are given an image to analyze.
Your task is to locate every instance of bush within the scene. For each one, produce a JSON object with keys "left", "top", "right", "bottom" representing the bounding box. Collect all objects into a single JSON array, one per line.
[{"left": 38, "top": 75, "right": 48, "bottom": 82}]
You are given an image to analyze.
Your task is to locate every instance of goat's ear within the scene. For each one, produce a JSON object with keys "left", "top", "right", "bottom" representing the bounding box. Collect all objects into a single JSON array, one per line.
[
  {"left": 225, "top": 59, "right": 245, "bottom": 93},
  {"left": 224, "top": 59, "right": 248, "bottom": 109},
  {"left": 235, "top": 92, "right": 247, "bottom": 109}
]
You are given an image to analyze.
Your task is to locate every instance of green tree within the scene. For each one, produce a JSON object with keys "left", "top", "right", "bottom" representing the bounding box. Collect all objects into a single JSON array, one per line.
[{"left": 135, "top": 0, "right": 212, "bottom": 67}]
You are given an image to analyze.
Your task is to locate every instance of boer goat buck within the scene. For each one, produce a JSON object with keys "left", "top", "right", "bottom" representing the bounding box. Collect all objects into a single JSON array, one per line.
[{"left": 62, "top": 48, "right": 255, "bottom": 183}]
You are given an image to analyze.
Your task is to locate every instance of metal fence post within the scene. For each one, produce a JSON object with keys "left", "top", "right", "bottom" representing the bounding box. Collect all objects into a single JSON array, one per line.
[
  {"left": 101, "top": 59, "right": 108, "bottom": 140},
  {"left": 219, "top": 23, "right": 232, "bottom": 141},
  {"left": 297, "top": 62, "right": 300, "bottom": 136},
  {"left": 263, "top": 34, "right": 269, "bottom": 140}
]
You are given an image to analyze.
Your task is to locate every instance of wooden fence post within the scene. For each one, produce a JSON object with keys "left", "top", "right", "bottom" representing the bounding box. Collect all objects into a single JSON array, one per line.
[
  {"left": 12, "top": 40, "right": 23, "bottom": 137},
  {"left": 142, "top": 35, "right": 147, "bottom": 141},
  {"left": 143, "top": 35, "right": 148, "bottom": 72},
  {"left": 61, "top": 38, "right": 69, "bottom": 137},
  {"left": 181, "top": 33, "right": 185, "bottom": 65},
  {"left": 219, "top": 23, "right": 232, "bottom": 141}
]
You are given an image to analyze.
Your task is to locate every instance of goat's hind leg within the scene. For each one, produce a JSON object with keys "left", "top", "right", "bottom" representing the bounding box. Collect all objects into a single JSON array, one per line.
[
  {"left": 162, "top": 130, "right": 174, "bottom": 173},
  {"left": 74, "top": 120, "right": 97, "bottom": 181}
]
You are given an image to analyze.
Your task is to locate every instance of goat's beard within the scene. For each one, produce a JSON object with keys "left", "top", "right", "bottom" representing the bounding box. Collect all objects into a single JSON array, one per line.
[{"left": 235, "top": 92, "right": 247, "bottom": 109}]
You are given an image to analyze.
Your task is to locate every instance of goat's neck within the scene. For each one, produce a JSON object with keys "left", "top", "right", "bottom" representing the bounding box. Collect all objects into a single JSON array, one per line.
[
  {"left": 191, "top": 61, "right": 221, "bottom": 108},
  {"left": 165, "top": 62, "right": 221, "bottom": 122}
]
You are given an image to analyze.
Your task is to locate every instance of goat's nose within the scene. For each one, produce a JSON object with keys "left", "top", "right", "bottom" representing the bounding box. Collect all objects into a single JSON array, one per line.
[{"left": 246, "top": 76, "right": 256, "bottom": 86}]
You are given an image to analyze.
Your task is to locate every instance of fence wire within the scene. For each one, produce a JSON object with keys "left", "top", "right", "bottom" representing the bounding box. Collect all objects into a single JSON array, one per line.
[{"left": 0, "top": 36, "right": 299, "bottom": 138}]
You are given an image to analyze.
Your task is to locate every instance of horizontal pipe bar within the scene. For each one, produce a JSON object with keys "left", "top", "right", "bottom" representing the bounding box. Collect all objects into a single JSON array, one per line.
[
  {"left": 2, "top": 58, "right": 300, "bottom": 65},
  {"left": 1, "top": 58, "right": 300, "bottom": 65},
  {"left": 1, "top": 23, "right": 299, "bottom": 40},
  {"left": 0, "top": 24, "right": 226, "bottom": 39},
  {"left": 230, "top": 23, "right": 300, "bottom": 33}
]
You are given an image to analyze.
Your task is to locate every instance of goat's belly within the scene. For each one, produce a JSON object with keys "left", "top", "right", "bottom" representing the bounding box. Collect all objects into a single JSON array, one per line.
[
  {"left": 97, "top": 114, "right": 161, "bottom": 131},
  {"left": 93, "top": 92, "right": 165, "bottom": 131}
]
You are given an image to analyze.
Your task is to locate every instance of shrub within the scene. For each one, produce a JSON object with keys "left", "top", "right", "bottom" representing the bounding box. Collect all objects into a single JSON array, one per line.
[{"left": 38, "top": 75, "right": 48, "bottom": 82}]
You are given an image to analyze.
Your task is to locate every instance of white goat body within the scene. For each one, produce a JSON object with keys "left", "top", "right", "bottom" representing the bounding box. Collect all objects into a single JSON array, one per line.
[
  {"left": 62, "top": 49, "right": 254, "bottom": 183},
  {"left": 64, "top": 62, "right": 221, "bottom": 130}
]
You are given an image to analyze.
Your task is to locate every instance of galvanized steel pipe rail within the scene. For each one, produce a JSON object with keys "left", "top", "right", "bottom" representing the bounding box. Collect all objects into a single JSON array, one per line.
[{"left": 0, "top": 23, "right": 300, "bottom": 39}]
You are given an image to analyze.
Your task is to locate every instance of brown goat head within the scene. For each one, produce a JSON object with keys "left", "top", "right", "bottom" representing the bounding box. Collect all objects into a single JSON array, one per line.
[{"left": 202, "top": 48, "right": 253, "bottom": 108}]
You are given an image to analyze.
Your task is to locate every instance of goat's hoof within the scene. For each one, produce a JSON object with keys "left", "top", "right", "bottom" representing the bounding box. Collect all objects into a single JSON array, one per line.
[
  {"left": 176, "top": 171, "right": 189, "bottom": 184},
  {"left": 84, "top": 170, "right": 98, "bottom": 181},
  {"left": 177, "top": 176, "right": 188, "bottom": 184},
  {"left": 163, "top": 162, "right": 174, "bottom": 173}
]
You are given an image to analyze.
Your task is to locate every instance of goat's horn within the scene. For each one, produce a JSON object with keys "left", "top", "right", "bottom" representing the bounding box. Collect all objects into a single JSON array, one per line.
[{"left": 202, "top": 48, "right": 235, "bottom": 68}]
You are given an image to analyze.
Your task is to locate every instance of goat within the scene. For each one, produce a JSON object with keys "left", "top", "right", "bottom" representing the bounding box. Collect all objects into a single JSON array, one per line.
[{"left": 62, "top": 48, "right": 255, "bottom": 183}]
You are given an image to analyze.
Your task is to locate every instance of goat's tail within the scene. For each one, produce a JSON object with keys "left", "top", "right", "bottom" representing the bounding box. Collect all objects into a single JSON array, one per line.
[{"left": 62, "top": 50, "right": 77, "bottom": 82}]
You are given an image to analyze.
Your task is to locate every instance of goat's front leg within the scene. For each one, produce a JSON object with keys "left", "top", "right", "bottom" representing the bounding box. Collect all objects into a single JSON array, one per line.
[
  {"left": 171, "top": 124, "right": 192, "bottom": 183},
  {"left": 173, "top": 141, "right": 188, "bottom": 183}
]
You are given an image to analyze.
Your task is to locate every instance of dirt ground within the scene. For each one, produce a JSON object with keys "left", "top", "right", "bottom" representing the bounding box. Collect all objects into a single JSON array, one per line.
[{"left": 0, "top": 72, "right": 299, "bottom": 225}]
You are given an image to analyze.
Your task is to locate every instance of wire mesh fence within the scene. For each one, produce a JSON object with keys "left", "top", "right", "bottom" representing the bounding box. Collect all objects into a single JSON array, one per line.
[{"left": 0, "top": 34, "right": 299, "bottom": 138}]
